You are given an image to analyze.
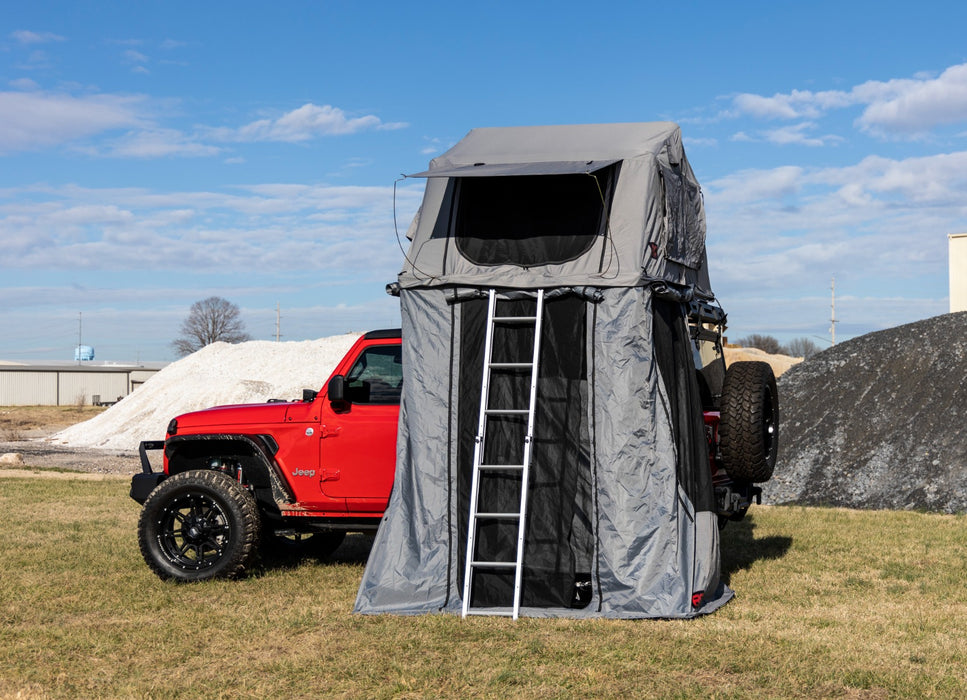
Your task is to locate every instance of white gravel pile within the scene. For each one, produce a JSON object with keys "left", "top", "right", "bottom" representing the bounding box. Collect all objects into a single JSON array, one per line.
[{"left": 50, "top": 334, "right": 362, "bottom": 451}]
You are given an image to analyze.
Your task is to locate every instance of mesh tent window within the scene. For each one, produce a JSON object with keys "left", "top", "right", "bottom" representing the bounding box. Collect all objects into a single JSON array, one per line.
[{"left": 452, "top": 165, "right": 618, "bottom": 267}]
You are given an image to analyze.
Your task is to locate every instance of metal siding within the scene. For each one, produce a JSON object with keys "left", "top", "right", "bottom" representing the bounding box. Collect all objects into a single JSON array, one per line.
[
  {"left": 0, "top": 367, "right": 161, "bottom": 405},
  {"left": 58, "top": 372, "right": 129, "bottom": 406},
  {"left": 129, "top": 370, "right": 157, "bottom": 385},
  {"left": 0, "top": 372, "right": 58, "bottom": 405}
]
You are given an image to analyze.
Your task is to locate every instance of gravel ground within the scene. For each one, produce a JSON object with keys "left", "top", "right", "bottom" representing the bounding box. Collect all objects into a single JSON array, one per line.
[{"left": 0, "top": 428, "right": 140, "bottom": 475}]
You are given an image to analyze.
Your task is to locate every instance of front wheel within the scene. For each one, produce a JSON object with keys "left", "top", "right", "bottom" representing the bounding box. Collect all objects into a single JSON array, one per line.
[
  {"left": 719, "top": 361, "right": 779, "bottom": 483},
  {"left": 137, "top": 470, "right": 261, "bottom": 582}
]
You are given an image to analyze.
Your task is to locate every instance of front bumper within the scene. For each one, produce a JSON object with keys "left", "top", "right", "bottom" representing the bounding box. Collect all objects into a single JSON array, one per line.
[{"left": 129, "top": 440, "right": 166, "bottom": 504}]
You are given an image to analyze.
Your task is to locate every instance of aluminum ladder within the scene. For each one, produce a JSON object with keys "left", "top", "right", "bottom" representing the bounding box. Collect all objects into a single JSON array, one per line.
[{"left": 462, "top": 288, "right": 544, "bottom": 620}]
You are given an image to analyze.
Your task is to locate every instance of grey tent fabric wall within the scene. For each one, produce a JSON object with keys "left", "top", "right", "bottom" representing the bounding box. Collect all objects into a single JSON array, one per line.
[
  {"left": 354, "top": 286, "right": 732, "bottom": 618},
  {"left": 585, "top": 287, "right": 729, "bottom": 618},
  {"left": 354, "top": 289, "right": 460, "bottom": 614}
]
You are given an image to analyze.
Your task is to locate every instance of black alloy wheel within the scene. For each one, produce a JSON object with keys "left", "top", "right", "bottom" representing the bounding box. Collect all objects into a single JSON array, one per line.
[{"left": 137, "top": 470, "right": 261, "bottom": 582}]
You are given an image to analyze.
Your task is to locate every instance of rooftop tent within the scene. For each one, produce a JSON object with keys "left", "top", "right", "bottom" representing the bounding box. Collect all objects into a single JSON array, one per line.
[
  {"left": 355, "top": 122, "right": 730, "bottom": 618},
  {"left": 398, "top": 122, "right": 711, "bottom": 295}
]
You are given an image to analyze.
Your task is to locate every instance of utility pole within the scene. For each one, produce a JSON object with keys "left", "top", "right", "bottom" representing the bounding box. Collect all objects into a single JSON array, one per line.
[
  {"left": 275, "top": 302, "right": 281, "bottom": 342},
  {"left": 77, "top": 312, "right": 83, "bottom": 364},
  {"left": 830, "top": 276, "right": 838, "bottom": 346}
]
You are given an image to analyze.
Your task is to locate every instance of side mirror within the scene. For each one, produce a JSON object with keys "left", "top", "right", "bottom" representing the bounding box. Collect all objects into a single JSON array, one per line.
[
  {"left": 327, "top": 375, "right": 346, "bottom": 403},
  {"left": 302, "top": 388, "right": 318, "bottom": 403}
]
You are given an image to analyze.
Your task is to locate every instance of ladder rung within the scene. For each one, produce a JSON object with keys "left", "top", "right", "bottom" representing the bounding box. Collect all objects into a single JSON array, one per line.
[
  {"left": 479, "top": 464, "right": 524, "bottom": 471},
  {"left": 492, "top": 316, "right": 537, "bottom": 323},
  {"left": 465, "top": 607, "right": 515, "bottom": 617},
  {"left": 488, "top": 362, "right": 533, "bottom": 369},
  {"left": 485, "top": 409, "right": 528, "bottom": 415},
  {"left": 475, "top": 512, "right": 520, "bottom": 520},
  {"left": 470, "top": 561, "right": 517, "bottom": 569}
]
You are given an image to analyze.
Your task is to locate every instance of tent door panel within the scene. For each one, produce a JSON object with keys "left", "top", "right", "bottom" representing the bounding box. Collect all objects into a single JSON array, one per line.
[
  {"left": 463, "top": 289, "right": 544, "bottom": 619},
  {"left": 457, "top": 291, "right": 592, "bottom": 614}
]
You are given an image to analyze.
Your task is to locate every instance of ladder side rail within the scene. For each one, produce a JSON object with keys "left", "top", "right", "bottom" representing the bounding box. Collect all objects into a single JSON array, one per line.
[
  {"left": 511, "top": 289, "right": 544, "bottom": 619},
  {"left": 462, "top": 289, "right": 498, "bottom": 618}
]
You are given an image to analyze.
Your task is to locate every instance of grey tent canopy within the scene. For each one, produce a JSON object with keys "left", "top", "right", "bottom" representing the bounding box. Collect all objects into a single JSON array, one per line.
[{"left": 355, "top": 122, "right": 731, "bottom": 619}]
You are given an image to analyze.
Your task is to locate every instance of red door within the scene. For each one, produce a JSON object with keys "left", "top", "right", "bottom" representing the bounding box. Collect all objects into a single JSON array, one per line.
[{"left": 318, "top": 344, "right": 401, "bottom": 513}]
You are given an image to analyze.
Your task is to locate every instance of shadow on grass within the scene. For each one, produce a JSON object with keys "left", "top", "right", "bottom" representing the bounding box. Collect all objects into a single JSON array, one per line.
[
  {"left": 719, "top": 515, "right": 792, "bottom": 585},
  {"left": 254, "top": 523, "right": 790, "bottom": 586},
  {"left": 255, "top": 533, "right": 375, "bottom": 575}
]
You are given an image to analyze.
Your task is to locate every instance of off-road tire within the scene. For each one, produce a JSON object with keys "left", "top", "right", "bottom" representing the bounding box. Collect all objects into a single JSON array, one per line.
[
  {"left": 719, "top": 361, "right": 779, "bottom": 483},
  {"left": 137, "top": 470, "right": 261, "bottom": 582}
]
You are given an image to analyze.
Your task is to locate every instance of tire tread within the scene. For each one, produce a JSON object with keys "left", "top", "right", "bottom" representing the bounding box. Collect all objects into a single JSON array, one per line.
[
  {"left": 137, "top": 469, "right": 261, "bottom": 582},
  {"left": 719, "top": 361, "right": 779, "bottom": 483}
]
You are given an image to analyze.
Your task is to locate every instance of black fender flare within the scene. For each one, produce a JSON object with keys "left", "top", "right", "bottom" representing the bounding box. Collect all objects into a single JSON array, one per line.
[{"left": 164, "top": 434, "right": 295, "bottom": 508}]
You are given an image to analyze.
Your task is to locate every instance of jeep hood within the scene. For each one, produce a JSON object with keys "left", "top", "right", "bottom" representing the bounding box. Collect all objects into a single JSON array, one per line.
[{"left": 174, "top": 402, "right": 293, "bottom": 429}]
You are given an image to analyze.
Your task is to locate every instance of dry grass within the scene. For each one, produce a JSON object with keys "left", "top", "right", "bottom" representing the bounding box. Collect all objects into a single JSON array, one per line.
[
  {"left": 0, "top": 406, "right": 107, "bottom": 440},
  {"left": 0, "top": 475, "right": 964, "bottom": 699}
]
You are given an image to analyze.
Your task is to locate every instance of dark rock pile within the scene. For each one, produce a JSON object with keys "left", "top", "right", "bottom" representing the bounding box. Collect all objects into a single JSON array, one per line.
[{"left": 760, "top": 311, "right": 967, "bottom": 513}]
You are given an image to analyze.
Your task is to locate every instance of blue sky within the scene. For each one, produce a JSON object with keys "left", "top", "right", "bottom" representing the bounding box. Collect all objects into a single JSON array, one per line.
[{"left": 2, "top": 2, "right": 966, "bottom": 361}]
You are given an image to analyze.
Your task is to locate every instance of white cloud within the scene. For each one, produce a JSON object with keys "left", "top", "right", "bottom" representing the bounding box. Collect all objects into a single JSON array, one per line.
[
  {"left": 854, "top": 63, "right": 967, "bottom": 136},
  {"left": 8, "top": 78, "right": 39, "bottom": 90},
  {"left": 706, "top": 165, "right": 804, "bottom": 204},
  {"left": 94, "top": 129, "right": 221, "bottom": 158},
  {"left": 210, "top": 103, "right": 408, "bottom": 143},
  {"left": 683, "top": 136, "right": 717, "bottom": 148},
  {"left": 761, "top": 122, "right": 842, "bottom": 147},
  {"left": 0, "top": 88, "right": 407, "bottom": 157},
  {"left": 0, "top": 181, "right": 424, "bottom": 276},
  {"left": 732, "top": 88, "right": 854, "bottom": 120},
  {"left": 10, "top": 30, "right": 65, "bottom": 45},
  {"left": 0, "top": 91, "right": 146, "bottom": 153},
  {"left": 730, "top": 62, "right": 967, "bottom": 139},
  {"left": 729, "top": 122, "right": 844, "bottom": 147},
  {"left": 702, "top": 150, "right": 967, "bottom": 306}
]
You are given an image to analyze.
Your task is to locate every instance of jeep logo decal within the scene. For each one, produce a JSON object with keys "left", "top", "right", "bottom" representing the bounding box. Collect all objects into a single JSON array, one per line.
[{"left": 291, "top": 469, "right": 316, "bottom": 478}]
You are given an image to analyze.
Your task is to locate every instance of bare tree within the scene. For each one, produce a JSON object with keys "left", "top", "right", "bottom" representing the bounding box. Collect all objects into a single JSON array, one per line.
[
  {"left": 735, "top": 334, "right": 784, "bottom": 355},
  {"left": 784, "top": 337, "right": 821, "bottom": 360},
  {"left": 172, "top": 296, "right": 252, "bottom": 356}
]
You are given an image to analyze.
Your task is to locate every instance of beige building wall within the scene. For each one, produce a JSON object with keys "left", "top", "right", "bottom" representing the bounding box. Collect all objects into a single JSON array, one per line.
[{"left": 951, "top": 234, "right": 967, "bottom": 313}]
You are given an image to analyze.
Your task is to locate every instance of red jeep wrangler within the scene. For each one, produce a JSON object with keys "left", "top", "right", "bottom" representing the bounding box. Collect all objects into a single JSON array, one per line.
[{"left": 130, "top": 329, "right": 402, "bottom": 581}]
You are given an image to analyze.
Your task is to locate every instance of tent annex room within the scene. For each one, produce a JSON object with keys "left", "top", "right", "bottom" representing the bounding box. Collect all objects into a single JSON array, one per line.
[{"left": 355, "top": 122, "right": 732, "bottom": 619}]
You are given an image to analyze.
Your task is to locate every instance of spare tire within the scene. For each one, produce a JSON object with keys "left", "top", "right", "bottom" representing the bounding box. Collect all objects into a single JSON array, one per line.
[{"left": 719, "top": 361, "right": 779, "bottom": 482}]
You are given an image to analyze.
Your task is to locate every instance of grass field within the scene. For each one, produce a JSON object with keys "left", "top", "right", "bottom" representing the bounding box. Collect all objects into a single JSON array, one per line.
[
  {"left": 1, "top": 475, "right": 965, "bottom": 699},
  {"left": 0, "top": 406, "right": 106, "bottom": 441}
]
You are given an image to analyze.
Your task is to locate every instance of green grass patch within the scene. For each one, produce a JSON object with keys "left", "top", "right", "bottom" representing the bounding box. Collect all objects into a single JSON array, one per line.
[{"left": 1, "top": 478, "right": 965, "bottom": 699}]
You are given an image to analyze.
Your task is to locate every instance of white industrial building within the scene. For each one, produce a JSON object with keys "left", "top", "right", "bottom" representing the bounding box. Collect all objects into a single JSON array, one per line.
[
  {"left": 951, "top": 233, "right": 967, "bottom": 313},
  {"left": 0, "top": 363, "right": 163, "bottom": 406}
]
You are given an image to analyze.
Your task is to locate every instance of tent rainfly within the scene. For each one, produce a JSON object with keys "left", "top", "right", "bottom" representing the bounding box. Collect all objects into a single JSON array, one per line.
[{"left": 355, "top": 122, "right": 734, "bottom": 618}]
